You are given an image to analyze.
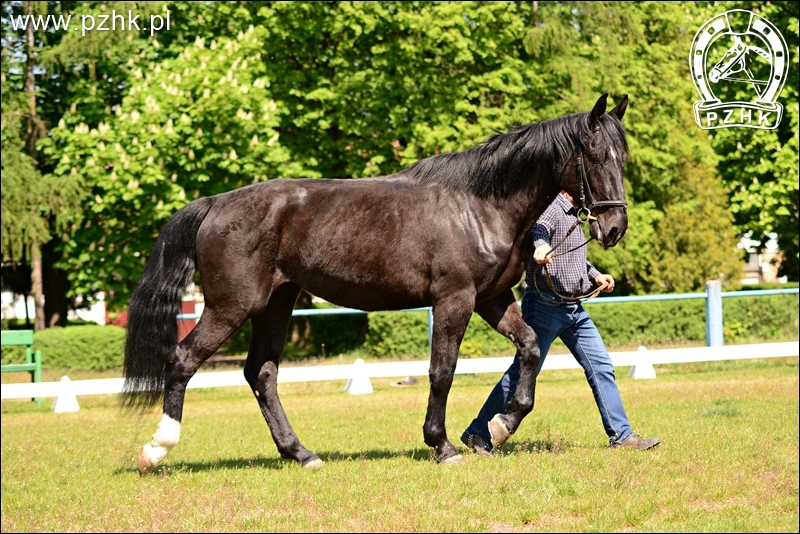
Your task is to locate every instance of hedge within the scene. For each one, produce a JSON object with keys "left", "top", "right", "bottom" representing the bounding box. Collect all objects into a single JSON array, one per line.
[
  {"left": 361, "top": 293, "right": 799, "bottom": 357},
  {"left": 1, "top": 324, "right": 126, "bottom": 371},
  {"left": 1, "top": 293, "right": 795, "bottom": 371},
  {"left": 220, "top": 313, "right": 368, "bottom": 359}
]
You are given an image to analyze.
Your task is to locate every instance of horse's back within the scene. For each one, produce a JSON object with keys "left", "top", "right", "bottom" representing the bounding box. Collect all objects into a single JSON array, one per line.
[{"left": 195, "top": 177, "right": 523, "bottom": 311}]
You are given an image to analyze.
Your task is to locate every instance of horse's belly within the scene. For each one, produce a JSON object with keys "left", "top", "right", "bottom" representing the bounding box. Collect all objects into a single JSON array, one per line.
[{"left": 296, "top": 277, "right": 428, "bottom": 312}]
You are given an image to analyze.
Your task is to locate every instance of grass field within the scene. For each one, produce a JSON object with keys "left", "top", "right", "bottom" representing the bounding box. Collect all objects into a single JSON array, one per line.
[{"left": 2, "top": 357, "right": 798, "bottom": 532}]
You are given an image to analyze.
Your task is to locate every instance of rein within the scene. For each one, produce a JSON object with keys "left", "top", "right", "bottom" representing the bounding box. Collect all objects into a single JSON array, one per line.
[{"left": 533, "top": 149, "right": 627, "bottom": 306}]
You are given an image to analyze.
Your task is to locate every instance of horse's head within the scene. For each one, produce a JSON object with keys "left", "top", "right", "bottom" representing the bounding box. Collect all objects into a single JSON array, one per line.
[{"left": 561, "top": 94, "right": 629, "bottom": 248}]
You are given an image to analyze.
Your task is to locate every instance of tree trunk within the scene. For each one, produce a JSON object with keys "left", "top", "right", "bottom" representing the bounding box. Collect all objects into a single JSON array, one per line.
[
  {"left": 31, "top": 239, "right": 45, "bottom": 331},
  {"left": 25, "top": 0, "right": 46, "bottom": 331},
  {"left": 24, "top": 1, "right": 38, "bottom": 157},
  {"left": 42, "top": 239, "right": 70, "bottom": 327},
  {"left": 290, "top": 290, "right": 313, "bottom": 349}
]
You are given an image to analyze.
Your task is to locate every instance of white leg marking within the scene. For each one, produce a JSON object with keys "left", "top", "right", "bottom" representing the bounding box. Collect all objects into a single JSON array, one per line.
[{"left": 141, "top": 414, "right": 181, "bottom": 467}]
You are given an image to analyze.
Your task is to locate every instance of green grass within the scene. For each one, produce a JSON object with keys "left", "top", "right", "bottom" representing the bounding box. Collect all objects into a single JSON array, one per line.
[{"left": 2, "top": 357, "right": 798, "bottom": 532}]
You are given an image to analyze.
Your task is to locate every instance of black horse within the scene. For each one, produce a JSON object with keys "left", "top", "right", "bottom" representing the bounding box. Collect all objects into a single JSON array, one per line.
[{"left": 123, "top": 94, "right": 629, "bottom": 473}]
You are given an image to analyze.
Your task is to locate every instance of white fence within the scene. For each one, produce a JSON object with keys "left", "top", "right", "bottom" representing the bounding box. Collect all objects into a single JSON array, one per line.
[{"left": 2, "top": 341, "right": 797, "bottom": 402}]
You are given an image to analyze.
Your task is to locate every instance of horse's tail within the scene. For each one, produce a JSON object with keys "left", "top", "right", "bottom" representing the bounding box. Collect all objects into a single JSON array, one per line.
[{"left": 120, "top": 197, "right": 215, "bottom": 412}]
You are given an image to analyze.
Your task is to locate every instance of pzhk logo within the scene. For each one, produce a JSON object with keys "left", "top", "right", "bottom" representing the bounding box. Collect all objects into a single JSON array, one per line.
[{"left": 690, "top": 9, "right": 789, "bottom": 130}]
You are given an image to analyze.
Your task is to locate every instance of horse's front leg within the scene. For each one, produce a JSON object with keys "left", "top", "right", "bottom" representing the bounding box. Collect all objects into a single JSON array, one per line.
[
  {"left": 424, "top": 290, "right": 475, "bottom": 464},
  {"left": 243, "top": 284, "right": 323, "bottom": 468},
  {"left": 475, "top": 290, "right": 541, "bottom": 448}
]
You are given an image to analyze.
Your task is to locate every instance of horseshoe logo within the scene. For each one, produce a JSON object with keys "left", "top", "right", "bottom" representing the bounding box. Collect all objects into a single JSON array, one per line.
[{"left": 690, "top": 9, "right": 789, "bottom": 130}]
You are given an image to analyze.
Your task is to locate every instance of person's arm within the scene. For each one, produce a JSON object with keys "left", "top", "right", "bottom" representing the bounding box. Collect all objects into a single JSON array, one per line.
[
  {"left": 532, "top": 203, "right": 557, "bottom": 264},
  {"left": 587, "top": 261, "right": 615, "bottom": 293}
]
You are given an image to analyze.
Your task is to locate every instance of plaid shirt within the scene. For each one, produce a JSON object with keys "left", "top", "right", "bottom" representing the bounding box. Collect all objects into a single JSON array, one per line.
[{"left": 526, "top": 193, "right": 601, "bottom": 296}]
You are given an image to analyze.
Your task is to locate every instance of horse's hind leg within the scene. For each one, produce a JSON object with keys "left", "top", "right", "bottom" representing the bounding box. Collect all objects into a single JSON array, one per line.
[
  {"left": 243, "top": 283, "right": 323, "bottom": 468},
  {"left": 138, "top": 307, "right": 248, "bottom": 475},
  {"left": 475, "top": 290, "right": 541, "bottom": 448}
]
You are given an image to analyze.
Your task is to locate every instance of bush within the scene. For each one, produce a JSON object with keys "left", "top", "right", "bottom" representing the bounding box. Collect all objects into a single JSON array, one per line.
[
  {"left": 586, "top": 299, "right": 707, "bottom": 347},
  {"left": 2, "top": 293, "right": 793, "bottom": 371},
  {"left": 740, "top": 282, "right": 799, "bottom": 291},
  {"left": 1, "top": 325, "right": 126, "bottom": 371},
  {"left": 362, "top": 293, "right": 798, "bottom": 358},
  {"left": 365, "top": 311, "right": 430, "bottom": 358},
  {"left": 722, "top": 295, "right": 799, "bottom": 343},
  {"left": 219, "top": 313, "right": 368, "bottom": 359}
]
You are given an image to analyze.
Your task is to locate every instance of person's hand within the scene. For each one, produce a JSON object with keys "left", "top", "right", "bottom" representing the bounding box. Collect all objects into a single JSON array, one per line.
[
  {"left": 534, "top": 244, "right": 553, "bottom": 264},
  {"left": 595, "top": 274, "right": 614, "bottom": 293}
]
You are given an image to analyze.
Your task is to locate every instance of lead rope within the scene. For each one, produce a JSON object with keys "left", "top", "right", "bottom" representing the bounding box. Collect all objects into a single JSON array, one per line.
[{"left": 532, "top": 216, "right": 609, "bottom": 306}]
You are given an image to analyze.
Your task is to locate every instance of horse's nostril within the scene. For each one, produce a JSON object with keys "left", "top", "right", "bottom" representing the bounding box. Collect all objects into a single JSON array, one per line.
[{"left": 607, "top": 227, "right": 619, "bottom": 242}]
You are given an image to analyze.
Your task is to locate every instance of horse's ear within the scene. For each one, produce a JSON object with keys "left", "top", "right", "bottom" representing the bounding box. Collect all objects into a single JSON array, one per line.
[
  {"left": 589, "top": 93, "right": 608, "bottom": 129},
  {"left": 610, "top": 95, "right": 628, "bottom": 121}
]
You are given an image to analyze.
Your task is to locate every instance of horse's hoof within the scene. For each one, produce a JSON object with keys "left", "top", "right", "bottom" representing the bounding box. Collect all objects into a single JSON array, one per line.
[
  {"left": 440, "top": 454, "right": 465, "bottom": 465},
  {"left": 137, "top": 447, "right": 154, "bottom": 476},
  {"left": 302, "top": 458, "right": 324, "bottom": 469},
  {"left": 488, "top": 415, "right": 511, "bottom": 448}
]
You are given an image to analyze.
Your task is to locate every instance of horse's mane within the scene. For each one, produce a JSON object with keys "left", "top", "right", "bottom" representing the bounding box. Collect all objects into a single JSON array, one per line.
[{"left": 401, "top": 111, "right": 627, "bottom": 199}]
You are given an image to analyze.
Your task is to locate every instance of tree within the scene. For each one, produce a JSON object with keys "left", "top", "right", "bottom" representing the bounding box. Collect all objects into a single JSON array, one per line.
[
  {"left": 521, "top": 2, "right": 743, "bottom": 292},
  {"left": 9, "top": 0, "right": 771, "bottom": 325},
  {"left": 695, "top": 1, "right": 799, "bottom": 280},
  {"left": 48, "top": 26, "right": 302, "bottom": 310},
  {"left": 1, "top": 1, "right": 83, "bottom": 328}
]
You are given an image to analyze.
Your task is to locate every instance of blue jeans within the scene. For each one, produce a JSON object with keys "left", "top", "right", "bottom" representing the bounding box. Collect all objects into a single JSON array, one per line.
[{"left": 465, "top": 289, "right": 633, "bottom": 446}]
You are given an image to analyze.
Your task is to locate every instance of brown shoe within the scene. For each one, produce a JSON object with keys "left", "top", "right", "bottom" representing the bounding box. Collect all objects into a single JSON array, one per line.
[
  {"left": 611, "top": 433, "right": 661, "bottom": 450},
  {"left": 460, "top": 431, "right": 494, "bottom": 457}
]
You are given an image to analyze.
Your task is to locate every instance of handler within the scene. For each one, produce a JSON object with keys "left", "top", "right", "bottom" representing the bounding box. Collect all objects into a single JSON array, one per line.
[{"left": 461, "top": 190, "right": 660, "bottom": 455}]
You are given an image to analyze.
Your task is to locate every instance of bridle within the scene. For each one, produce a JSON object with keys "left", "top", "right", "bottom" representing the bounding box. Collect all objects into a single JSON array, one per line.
[
  {"left": 575, "top": 149, "right": 628, "bottom": 222},
  {"left": 533, "top": 146, "right": 627, "bottom": 305}
]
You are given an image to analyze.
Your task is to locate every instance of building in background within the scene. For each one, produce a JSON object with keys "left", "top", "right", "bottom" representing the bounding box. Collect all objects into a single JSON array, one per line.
[{"left": 739, "top": 233, "right": 787, "bottom": 285}]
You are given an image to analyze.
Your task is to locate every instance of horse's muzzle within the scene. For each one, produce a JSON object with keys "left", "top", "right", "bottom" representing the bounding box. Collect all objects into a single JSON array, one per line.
[{"left": 591, "top": 212, "right": 627, "bottom": 247}]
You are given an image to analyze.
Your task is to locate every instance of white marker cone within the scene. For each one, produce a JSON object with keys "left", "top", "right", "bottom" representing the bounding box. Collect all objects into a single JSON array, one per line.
[
  {"left": 628, "top": 346, "right": 657, "bottom": 380},
  {"left": 52, "top": 376, "right": 80, "bottom": 413},
  {"left": 343, "top": 358, "right": 373, "bottom": 395}
]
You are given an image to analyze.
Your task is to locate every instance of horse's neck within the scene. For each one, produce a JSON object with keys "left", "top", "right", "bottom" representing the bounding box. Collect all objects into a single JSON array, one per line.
[{"left": 496, "top": 172, "right": 561, "bottom": 238}]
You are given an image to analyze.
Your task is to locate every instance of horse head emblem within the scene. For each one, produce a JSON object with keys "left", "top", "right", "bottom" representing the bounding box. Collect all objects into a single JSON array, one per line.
[{"left": 690, "top": 9, "right": 788, "bottom": 130}]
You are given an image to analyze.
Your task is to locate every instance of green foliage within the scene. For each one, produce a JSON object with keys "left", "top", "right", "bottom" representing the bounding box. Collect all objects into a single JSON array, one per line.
[
  {"left": 590, "top": 294, "right": 798, "bottom": 346},
  {"left": 4, "top": 294, "right": 791, "bottom": 370},
  {"left": 46, "top": 25, "right": 303, "bottom": 309},
  {"left": 459, "top": 314, "right": 515, "bottom": 358},
  {"left": 364, "top": 311, "right": 430, "bottom": 358},
  {"left": 0, "top": 55, "right": 83, "bottom": 263},
  {"left": 1, "top": 324, "right": 125, "bottom": 371},
  {"left": 360, "top": 294, "right": 798, "bottom": 359},
  {"left": 220, "top": 313, "right": 368, "bottom": 359},
  {"left": 721, "top": 295, "right": 800, "bottom": 343},
  {"left": 309, "top": 313, "right": 369, "bottom": 356},
  {"left": 696, "top": 2, "right": 799, "bottom": 280},
  {"left": 587, "top": 300, "right": 707, "bottom": 347},
  {"left": 2, "top": 1, "right": 795, "bottom": 326},
  {"left": 741, "top": 282, "right": 799, "bottom": 291}
]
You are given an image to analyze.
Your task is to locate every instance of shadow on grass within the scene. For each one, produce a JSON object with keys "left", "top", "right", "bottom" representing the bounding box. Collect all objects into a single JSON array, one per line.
[
  {"left": 114, "top": 440, "right": 573, "bottom": 475},
  {"left": 113, "top": 448, "right": 440, "bottom": 475},
  {"left": 500, "top": 437, "right": 572, "bottom": 455}
]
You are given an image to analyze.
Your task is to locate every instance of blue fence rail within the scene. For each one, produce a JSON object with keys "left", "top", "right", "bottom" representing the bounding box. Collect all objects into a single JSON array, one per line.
[{"left": 177, "top": 284, "right": 798, "bottom": 349}]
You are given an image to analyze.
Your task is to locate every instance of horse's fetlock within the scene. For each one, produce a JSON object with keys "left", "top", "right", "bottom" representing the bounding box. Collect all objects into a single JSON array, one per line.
[{"left": 151, "top": 414, "right": 181, "bottom": 448}]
